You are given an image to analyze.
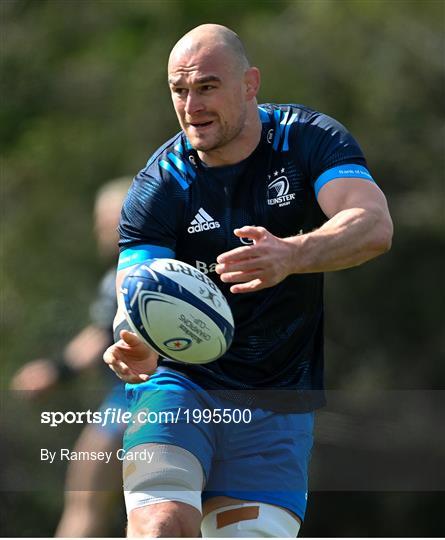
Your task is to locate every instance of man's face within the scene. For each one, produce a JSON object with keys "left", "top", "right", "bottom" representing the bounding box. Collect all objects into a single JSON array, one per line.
[{"left": 168, "top": 47, "right": 248, "bottom": 153}]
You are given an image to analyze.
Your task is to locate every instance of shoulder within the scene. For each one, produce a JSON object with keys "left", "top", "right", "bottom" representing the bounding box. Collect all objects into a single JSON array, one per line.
[
  {"left": 258, "top": 103, "right": 345, "bottom": 152},
  {"left": 259, "top": 103, "right": 349, "bottom": 135},
  {"left": 119, "top": 134, "right": 194, "bottom": 248},
  {"left": 136, "top": 131, "right": 198, "bottom": 192},
  {"left": 260, "top": 103, "right": 362, "bottom": 153},
  {"left": 258, "top": 103, "right": 367, "bottom": 181}
]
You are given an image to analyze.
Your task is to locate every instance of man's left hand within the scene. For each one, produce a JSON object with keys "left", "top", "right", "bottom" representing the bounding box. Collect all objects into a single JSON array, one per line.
[{"left": 215, "top": 226, "right": 294, "bottom": 293}]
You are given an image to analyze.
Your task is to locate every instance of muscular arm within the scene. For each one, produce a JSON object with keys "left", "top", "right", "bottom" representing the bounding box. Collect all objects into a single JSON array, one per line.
[
  {"left": 287, "top": 178, "right": 393, "bottom": 272},
  {"left": 64, "top": 325, "right": 112, "bottom": 369},
  {"left": 10, "top": 325, "right": 110, "bottom": 392},
  {"left": 216, "top": 178, "right": 393, "bottom": 293}
]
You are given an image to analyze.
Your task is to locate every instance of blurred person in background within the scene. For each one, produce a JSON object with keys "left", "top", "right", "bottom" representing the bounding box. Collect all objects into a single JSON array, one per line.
[{"left": 11, "top": 177, "right": 131, "bottom": 537}]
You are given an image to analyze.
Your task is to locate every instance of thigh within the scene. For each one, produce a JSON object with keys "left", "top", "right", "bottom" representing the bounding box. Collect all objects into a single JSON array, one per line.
[
  {"left": 123, "top": 369, "right": 216, "bottom": 480},
  {"left": 124, "top": 443, "right": 204, "bottom": 536},
  {"left": 97, "top": 381, "right": 128, "bottom": 438},
  {"left": 203, "top": 409, "right": 315, "bottom": 522}
]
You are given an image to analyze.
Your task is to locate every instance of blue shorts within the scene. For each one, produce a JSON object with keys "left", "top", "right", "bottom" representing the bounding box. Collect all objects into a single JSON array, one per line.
[
  {"left": 98, "top": 382, "right": 128, "bottom": 437},
  {"left": 123, "top": 370, "right": 314, "bottom": 521}
]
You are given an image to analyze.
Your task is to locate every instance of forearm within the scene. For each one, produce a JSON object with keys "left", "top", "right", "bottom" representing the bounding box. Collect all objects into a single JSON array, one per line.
[
  {"left": 63, "top": 325, "right": 111, "bottom": 370},
  {"left": 285, "top": 206, "right": 393, "bottom": 274}
]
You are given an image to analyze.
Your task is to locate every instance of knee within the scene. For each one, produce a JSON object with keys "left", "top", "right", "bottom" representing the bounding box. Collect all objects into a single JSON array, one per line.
[
  {"left": 127, "top": 504, "right": 179, "bottom": 537},
  {"left": 123, "top": 443, "right": 204, "bottom": 537},
  {"left": 127, "top": 502, "right": 200, "bottom": 538}
]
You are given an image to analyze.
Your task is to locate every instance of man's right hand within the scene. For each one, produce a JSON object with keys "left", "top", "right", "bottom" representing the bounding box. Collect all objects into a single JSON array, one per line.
[{"left": 103, "top": 330, "right": 159, "bottom": 383}]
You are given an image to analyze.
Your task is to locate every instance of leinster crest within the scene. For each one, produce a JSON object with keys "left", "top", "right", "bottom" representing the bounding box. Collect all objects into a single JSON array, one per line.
[{"left": 267, "top": 172, "right": 296, "bottom": 207}]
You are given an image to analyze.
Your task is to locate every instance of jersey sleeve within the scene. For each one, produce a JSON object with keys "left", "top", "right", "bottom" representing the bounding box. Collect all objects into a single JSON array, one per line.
[
  {"left": 299, "top": 111, "right": 375, "bottom": 197},
  {"left": 118, "top": 160, "right": 184, "bottom": 258}
]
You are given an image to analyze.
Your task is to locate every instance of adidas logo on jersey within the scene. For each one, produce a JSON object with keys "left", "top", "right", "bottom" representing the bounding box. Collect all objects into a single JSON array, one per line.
[{"left": 187, "top": 208, "right": 220, "bottom": 234}]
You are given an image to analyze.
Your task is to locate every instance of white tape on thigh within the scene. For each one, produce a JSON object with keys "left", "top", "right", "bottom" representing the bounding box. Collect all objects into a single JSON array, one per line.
[
  {"left": 123, "top": 443, "right": 204, "bottom": 514},
  {"left": 201, "top": 502, "right": 301, "bottom": 538}
]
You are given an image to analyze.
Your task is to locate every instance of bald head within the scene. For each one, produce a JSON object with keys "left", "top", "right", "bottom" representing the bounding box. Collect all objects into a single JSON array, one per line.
[
  {"left": 169, "top": 24, "right": 249, "bottom": 74},
  {"left": 167, "top": 24, "right": 261, "bottom": 165}
]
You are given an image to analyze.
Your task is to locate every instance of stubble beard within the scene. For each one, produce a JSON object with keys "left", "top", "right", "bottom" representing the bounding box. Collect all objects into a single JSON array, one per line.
[{"left": 188, "top": 109, "right": 247, "bottom": 153}]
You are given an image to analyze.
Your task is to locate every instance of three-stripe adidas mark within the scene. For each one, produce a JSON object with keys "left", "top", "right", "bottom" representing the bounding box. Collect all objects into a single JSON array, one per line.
[{"left": 187, "top": 208, "right": 220, "bottom": 234}]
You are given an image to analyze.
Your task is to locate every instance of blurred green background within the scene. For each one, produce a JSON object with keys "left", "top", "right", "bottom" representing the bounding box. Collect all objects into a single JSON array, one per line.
[{"left": 1, "top": 0, "right": 444, "bottom": 536}]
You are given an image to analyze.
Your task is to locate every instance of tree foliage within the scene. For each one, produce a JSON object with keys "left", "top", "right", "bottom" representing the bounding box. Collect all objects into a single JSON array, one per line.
[{"left": 1, "top": 0, "right": 444, "bottom": 536}]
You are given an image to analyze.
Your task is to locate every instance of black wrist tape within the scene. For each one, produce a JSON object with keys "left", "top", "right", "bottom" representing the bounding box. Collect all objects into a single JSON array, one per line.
[{"left": 54, "top": 360, "right": 76, "bottom": 381}]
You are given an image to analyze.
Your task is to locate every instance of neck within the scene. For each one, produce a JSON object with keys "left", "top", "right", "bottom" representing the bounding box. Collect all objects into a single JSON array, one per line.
[{"left": 197, "top": 104, "right": 262, "bottom": 167}]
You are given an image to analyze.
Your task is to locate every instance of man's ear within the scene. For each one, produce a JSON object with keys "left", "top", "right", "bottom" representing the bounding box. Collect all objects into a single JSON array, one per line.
[{"left": 244, "top": 67, "right": 261, "bottom": 100}]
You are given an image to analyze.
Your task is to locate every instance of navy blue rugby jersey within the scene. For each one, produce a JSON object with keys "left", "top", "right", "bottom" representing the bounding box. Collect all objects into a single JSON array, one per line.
[{"left": 118, "top": 103, "right": 374, "bottom": 412}]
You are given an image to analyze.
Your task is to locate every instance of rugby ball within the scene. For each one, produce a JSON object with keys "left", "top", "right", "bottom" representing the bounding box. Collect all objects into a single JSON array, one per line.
[{"left": 120, "top": 259, "right": 234, "bottom": 364}]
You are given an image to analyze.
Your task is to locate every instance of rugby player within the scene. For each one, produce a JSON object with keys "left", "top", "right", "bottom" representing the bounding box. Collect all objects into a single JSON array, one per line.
[{"left": 104, "top": 24, "right": 393, "bottom": 537}]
